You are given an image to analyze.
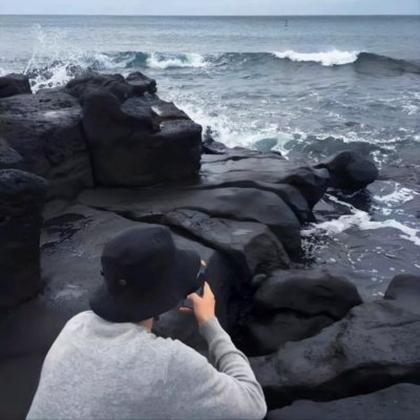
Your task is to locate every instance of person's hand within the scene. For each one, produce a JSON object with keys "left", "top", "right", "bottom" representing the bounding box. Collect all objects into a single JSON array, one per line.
[{"left": 179, "top": 282, "right": 216, "bottom": 326}]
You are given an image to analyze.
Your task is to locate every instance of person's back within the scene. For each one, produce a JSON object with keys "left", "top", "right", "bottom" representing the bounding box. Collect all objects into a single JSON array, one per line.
[{"left": 27, "top": 226, "right": 267, "bottom": 420}]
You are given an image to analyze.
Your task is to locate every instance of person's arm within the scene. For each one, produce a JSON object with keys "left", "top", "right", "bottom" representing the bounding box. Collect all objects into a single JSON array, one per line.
[{"left": 176, "top": 282, "right": 267, "bottom": 419}]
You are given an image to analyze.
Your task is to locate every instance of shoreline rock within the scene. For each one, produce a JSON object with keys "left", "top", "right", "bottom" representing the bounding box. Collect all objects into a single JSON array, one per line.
[{"left": 3, "top": 71, "right": 414, "bottom": 419}]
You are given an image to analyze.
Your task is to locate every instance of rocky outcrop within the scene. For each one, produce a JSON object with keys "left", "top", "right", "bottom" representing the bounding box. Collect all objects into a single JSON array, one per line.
[
  {"left": 82, "top": 91, "right": 202, "bottom": 186},
  {"left": 267, "top": 383, "right": 420, "bottom": 420},
  {"left": 0, "top": 72, "right": 390, "bottom": 419},
  {"left": 0, "top": 137, "right": 24, "bottom": 170},
  {"left": 385, "top": 274, "right": 420, "bottom": 315},
  {"left": 162, "top": 209, "right": 290, "bottom": 280},
  {"left": 0, "top": 169, "right": 47, "bottom": 310},
  {"left": 78, "top": 186, "right": 302, "bottom": 256},
  {"left": 65, "top": 72, "right": 156, "bottom": 103},
  {"left": 241, "top": 270, "right": 362, "bottom": 355},
  {"left": 317, "top": 150, "right": 379, "bottom": 191},
  {"left": 0, "top": 73, "right": 32, "bottom": 98},
  {"left": 0, "top": 72, "right": 202, "bottom": 198},
  {"left": 0, "top": 90, "right": 93, "bottom": 198},
  {"left": 253, "top": 270, "right": 362, "bottom": 317},
  {"left": 251, "top": 300, "right": 420, "bottom": 408}
]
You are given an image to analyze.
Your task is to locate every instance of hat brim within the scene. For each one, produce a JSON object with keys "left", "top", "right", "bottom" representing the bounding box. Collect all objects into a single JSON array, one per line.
[{"left": 89, "top": 249, "right": 202, "bottom": 323}]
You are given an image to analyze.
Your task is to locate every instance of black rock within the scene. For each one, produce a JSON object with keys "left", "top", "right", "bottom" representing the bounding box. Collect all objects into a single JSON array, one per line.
[
  {"left": 242, "top": 270, "right": 362, "bottom": 355},
  {"left": 251, "top": 301, "right": 420, "bottom": 409},
  {"left": 267, "top": 383, "right": 420, "bottom": 420},
  {"left": 65, "top": 72, "right": 156, "bottom": 103},
  {"left": 0, "top": 169, "right": 47, "bottom": 310},
  {"left": 0, "top": 137, "right": 24, "bottom": 170},
  {"left": 78, "top": 186, "right": 302, "bottom": 256},
  {"left": 384, "top": 274, "right": 420, "bottom": 315},
  {"left": 200, "top": 156, "right": 329, "bottom": 209},
  {"left": 82, "top": 90, "right": 202, "bottom": 187},
  {"left": 162, "top": 209, "right": 290, "bottom": 280},
  {"left": 202, "top": 127, "right": 229, "bottom": 154},
  {"left": 0, "top": 90, "right": 93, "bottom": 198},
  {"left": 0, "top": 73, "right": 32, "bottom": 98},
  {"left": 317, "top": 150, "right": 379, "bottom": 191},
  {"left": 254, "top": 269, "right": 362, "bottom": 318},
  {"left": 245, "top": 312, "right": 334, "bottom": 356}
]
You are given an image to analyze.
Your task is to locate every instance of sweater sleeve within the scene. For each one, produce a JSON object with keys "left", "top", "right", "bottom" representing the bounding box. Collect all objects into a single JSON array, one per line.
[{"left": 168, "top": 318, "right": 267, "bottom": 420}]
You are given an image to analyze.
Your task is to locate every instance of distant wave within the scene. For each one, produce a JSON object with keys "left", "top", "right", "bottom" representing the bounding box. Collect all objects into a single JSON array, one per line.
[
  {"left": 272, "top": 49, "right": 359, "bottom": 66},
  {"left": 24, "top": 50, "right": 420, "bottom": 91}
]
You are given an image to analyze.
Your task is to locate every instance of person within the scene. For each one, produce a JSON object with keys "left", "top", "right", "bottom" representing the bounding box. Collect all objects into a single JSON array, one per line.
[{"left": 27, "top": 225, "right": 267, "bottom": 420}]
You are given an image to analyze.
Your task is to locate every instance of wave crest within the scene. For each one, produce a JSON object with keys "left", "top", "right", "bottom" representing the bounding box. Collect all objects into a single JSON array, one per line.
[
  {"left": 146, "top": 52, "right": 207, "bottom": 69},
  {"left": 272, "top": 49, "right": 360, "bottom": 66}
]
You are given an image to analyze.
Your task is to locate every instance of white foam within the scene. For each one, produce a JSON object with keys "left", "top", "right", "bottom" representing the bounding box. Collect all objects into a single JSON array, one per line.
[
  {"left": 272, "top": 49, "right": 359, "bottom": 66},
  {"left": 146, "top": 53, "right": 207, "bottom": 70},
  {"left": 374, "top": 185, "right": 417, "bottom": 206},
  {"left": 305, "top": 196, "right": 420, "bottom": 247}
]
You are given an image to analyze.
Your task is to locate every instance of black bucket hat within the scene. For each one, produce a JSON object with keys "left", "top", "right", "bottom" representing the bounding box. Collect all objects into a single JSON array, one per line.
[{"left": 90, "top": 225, "right": 202, "bottom": 323}]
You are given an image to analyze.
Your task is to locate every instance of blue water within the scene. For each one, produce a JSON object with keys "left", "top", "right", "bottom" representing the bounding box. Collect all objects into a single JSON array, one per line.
[{"left": 1, "top": 15, "right": 420, "bottom": 294}]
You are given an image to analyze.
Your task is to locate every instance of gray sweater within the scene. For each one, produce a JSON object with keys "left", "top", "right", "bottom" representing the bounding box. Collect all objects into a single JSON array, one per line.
[{"left": 27, "top": 311, "right": 267, "bottom": 419}]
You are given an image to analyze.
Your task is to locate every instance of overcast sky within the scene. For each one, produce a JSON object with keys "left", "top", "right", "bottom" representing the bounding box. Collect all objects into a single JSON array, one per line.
[{"left": 1, "top": 0, "right": 419, "bottom": 16}]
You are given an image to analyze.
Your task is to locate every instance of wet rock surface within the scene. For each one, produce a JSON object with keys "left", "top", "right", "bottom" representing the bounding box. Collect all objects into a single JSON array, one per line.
[
  {"left": 267, "top": 383, "right": 420, "bottom": 420},
  {"left": 0, "top": 89, "right": 93, "bottom": 198},
  {"left": 251, "top": 300, "right": 420, "bottom": 408},
  {"left": 78, "top": 186, "right": 302, "bottom": 256},
  {"left": 384, "top": 274, "right": 420, "bottom": 315},
  {"left": 241, "top": 270, "right": 361, "bottom": 355},
  {"left": 317, "top": 150, "right": 379, "bottom": 191},
  {"left": 0, "top": 73, "right": 32, "bottom": 98},
  {"left": 0, "top": 169, "right": 47, "bottom": 310}
]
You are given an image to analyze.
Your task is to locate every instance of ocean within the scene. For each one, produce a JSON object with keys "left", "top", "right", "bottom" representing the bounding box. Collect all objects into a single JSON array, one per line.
[{"left": 1, "top": 15, "right": 420, "bottom": 296}]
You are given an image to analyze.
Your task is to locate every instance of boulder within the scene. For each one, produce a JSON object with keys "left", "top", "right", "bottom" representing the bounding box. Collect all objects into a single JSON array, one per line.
[
  {"left": 162, "top": 209, "right": 290, "bottom": 280},
  {"left": 245, "top": 312, "right": 334, "bottom": 356},
  {"left": 65, "top": 72, "right": 156, "bottom": 103},
  {"left": 0, "top": 73, "right": 32, "bottom": 98},
  {"left": 384, "top": 274, "right": 420, "bottom": 315},
  {"left": 82, "top": 91, "right": 202, "bottom": 186},
  {"left": 0, "top": 137, "right": 24, "bottom": 170},
  {"left": 251, "top": 301, "right": 420, "bottom": 408},
  {"left": 317, "top": 150, "right": 379, "bottom": 191},
  {"left": 267, "top": 383, "right": 420, "bottom": 420},
  {"left": 242, "top": 270, "right": 362, "bottom": 355},
  {"left": 254, "top": 269, "right": 362, "bottom": 318},
  {"left": 78, "top": 186, "right": 302, "bottom": 255},
  {"left": 0, "top": 90, "right": 93, "bottom": 198},
  {"left": 0, "top": 169, "right": 47, "bottom": 310},
  {"left": 200, "top": 156, "right": 329, "bottom": 209}
]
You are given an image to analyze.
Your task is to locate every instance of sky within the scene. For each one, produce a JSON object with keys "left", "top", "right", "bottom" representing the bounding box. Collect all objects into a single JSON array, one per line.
[{"left": 0, "top": 0, "right": 419, "bottom": 15}]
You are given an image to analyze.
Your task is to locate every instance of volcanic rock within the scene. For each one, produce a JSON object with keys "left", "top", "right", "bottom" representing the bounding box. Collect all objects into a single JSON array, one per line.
[
  {"left": 78, "top": 186, "right": 302, "bottom": 255},
  {"left": 251, "top": 301, "right": 420, "bottom": 408},
  {"left": 318, "top": 150, "right": 379, "bottom": 191},
  {"left": 267, "top": 383, "right": 420, "bottom": 420},
  {"left": 0, "top": 169, "right": 47, "bottom": 310},
  {"left": 0, "top": 73, "right": 32, "bottom": 98},
  {"left": 162, "top": 209, "right": 290, "bottom": 280},
  {"left": 242, "top": 270, "right": 362, "bottom": 355},
  {"left": 384, "top": 274, "right": 420, "bottom": 315},
  {"left": 0, "top": 89, "right": 93, "bottom": 198}
]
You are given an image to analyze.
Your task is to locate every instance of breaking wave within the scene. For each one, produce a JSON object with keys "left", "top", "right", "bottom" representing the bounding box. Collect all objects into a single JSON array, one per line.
[
  {"left": 23, "top": 50, "right": 420, "bottom": 91},
  {"left": 272, "top": 49, "right": 359, "bottom": 66}
]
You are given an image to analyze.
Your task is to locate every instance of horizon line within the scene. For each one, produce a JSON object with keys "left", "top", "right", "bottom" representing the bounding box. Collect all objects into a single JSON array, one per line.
[{"left": 0, "top": 13, "right": 419, "bottom": 17}]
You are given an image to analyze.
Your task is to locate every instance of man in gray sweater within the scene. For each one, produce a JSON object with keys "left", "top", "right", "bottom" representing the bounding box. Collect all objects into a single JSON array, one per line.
[{"left": 27, "top": 225, "right": 267, "bottom": 420}]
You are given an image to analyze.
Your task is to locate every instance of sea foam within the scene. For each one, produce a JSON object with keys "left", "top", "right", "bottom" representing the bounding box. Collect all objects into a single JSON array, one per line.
[
  {"left": 146, "top": 52, "right": 207, "bottom": 69},
  {"left": 272, "top": 49, "right": 359, "bottom": 66}
]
